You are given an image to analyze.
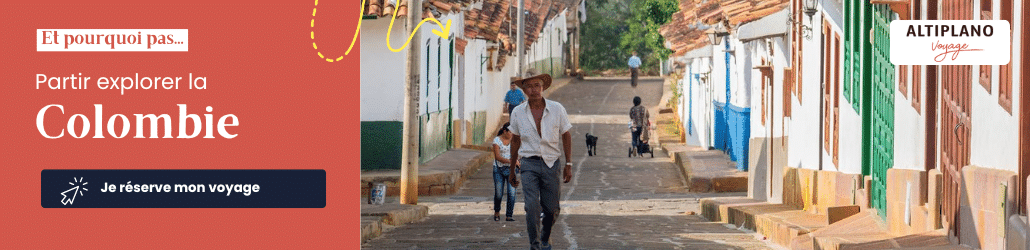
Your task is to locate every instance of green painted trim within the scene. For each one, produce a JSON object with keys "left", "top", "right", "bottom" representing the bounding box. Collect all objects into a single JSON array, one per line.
[
  {"left": 361, "top": 121, "right": 403, "bottom": 170},
  {"left": 861, "top": 1, "right": 874, "bottom": 177},
  {"left": 529, "top": 57, "right": 564, "bottom": 77},
  {"left": 869, "top": 4, "right": 896, "bottom": 219},
  {"left": 418, "top": 109, "right": 453, "bottom": 163}
]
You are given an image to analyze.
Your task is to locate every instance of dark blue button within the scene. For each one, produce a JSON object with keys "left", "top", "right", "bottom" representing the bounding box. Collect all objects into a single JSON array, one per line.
[{"left": 41, "top": 169, "right": 326, "bottom": 208}]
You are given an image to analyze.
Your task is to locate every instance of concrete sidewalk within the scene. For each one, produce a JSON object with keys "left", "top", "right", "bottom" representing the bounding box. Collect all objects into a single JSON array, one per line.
[
  {"left": 698, "top": 169, "right": 969, "bottom": 249},
  {"left": 359, "top": 76, "right": 577, "bottom": 244},
  {"left": 653, "top": 85, "right": 748, "bottom": 193},
  {"left": 359, "top": 148, "right": 491, "bottom": 243},
  {"left": 360, "top": 203, "right": 429, "bottom": 243},
  {"left": 362, "top": 76, "right": 782, "bottom": 249},
  {"left": 361, "top": 148, "right": 492, "bottom": 197},
  {"left": 666, "top": 144, "right": 750, "bottom": 192}
]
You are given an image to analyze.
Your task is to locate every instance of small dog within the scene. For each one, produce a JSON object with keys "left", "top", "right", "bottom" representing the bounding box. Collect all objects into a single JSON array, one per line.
[{"left": 585, "top": 133, "right": 598, "bottom": 156}]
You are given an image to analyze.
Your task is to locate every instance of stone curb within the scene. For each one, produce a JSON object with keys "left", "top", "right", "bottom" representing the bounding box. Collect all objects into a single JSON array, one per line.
[
  {"left": 361, "top": 149, "right": 493, "bottom": 197},
  {"left": 361, "top": 203, "right": 430, "bottom": 226},
  {"left": 360, "top": 204, "right": 430, "bottom": 243},
  {"left": 663, "top": 144, "right": 749, "bottom": 193},
  {"left": 360, "top": 216, "right": 383, "bottom": 243}
]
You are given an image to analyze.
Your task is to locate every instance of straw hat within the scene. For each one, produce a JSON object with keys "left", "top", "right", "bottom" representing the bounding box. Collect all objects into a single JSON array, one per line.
[{"left": 511, "top": 68, "right": 552, "bottom": 90}]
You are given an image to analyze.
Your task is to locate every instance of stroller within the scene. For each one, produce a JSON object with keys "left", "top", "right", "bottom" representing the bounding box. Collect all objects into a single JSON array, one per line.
[{"left": 628, "top": 122, "right": 654, "bottom": 158}]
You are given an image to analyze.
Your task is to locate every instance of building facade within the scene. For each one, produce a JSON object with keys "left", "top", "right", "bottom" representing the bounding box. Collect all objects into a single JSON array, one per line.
[
  {"left": 360, "top": 0, "right": 581, "bottom": 170},
  {"left": 665, "top": 0, "right": 1030, "bottom": 248}
]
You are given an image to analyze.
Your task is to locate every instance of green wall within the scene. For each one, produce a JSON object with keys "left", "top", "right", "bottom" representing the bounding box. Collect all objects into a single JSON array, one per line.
[
  {"left": 529, "top": 57, "right": 564, "bottom": 77},
  {"left": 361, "top": 121, "right": 403, "bottom": 170}
]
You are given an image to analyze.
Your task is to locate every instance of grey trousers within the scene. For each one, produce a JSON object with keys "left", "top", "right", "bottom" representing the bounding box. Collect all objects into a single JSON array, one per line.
[{"left": 520, "top": 157, "right": 562, "bottom": 249}]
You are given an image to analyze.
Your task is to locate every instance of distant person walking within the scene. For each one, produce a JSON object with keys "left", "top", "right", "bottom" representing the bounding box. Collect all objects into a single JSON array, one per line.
[
  {"left": 628, "top": 51, "right": 642, "bottom": 87},
  {"left": 491, "top": 122, "right": 517, "bottom": 222},
  {"left": 505, "top": 81, "right": 526, "bottom": 114},
  {"left": 629, "top": 96, "right": 651, "bottom": 155},
  {"left": 509, "top": 73, "right": 574, "bottom": 250}
]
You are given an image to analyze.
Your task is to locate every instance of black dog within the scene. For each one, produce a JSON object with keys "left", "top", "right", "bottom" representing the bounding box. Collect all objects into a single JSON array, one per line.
[{"left": 585, "top": 133, "right": 598, "bottom": 156}]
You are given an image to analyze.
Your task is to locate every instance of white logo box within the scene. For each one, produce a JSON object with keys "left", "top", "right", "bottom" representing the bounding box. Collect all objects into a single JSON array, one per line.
[{"left": 889, "top": 20, "right": 1010, "bottom": 65}]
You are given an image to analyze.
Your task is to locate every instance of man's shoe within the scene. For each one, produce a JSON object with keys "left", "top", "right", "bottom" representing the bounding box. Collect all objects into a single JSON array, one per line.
[{"left": 541, "top": 243, "right": 552, "bottom": 250}]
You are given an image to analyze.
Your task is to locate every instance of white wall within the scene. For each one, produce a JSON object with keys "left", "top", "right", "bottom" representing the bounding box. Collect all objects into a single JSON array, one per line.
[
  {"left": 969, "top": 0, "right": 1023, "bottom": 173},
  {"left": 781, "top": 10, "right": 863, "bottom": 174},
  {"left": 825, "top": 16, "right": 863, "bottom": 175},
  {"left": 892, "top": 65, "right": 927, "bottom": 171},
  {"left": 749, "top": 37, "right": 789, "bottom": 139},
  {"left": 459, "top": 11, "right": 568, "bottom": 142},
  {"left": 527, "top": 10, "right": 567, "bottom": 75},
  {"left": 687, "top": 57, "right": 714, "bottom": 149},
  {"left": 418, "top": 13, "right": 463, "bottom": 116},
  {"left": 360, "top": 18, "right": 408, "bottom": 122},
  {"left": 362, "top": 9, "right": 577, "bottom": 146},
  {"left": 788, "top": 14, "right": 823, "bottom": 171},
  {"left": 891, "top": 0, "right": 929, "bottom": 172},
  {"left": 712, "top": 40, "right": 730, "bottom": 105},
  {"left": 730, "top": 37, "right": 750, "bottom": 108},
  {"left": 461, "top": 38, "right": 515, "bottom": 139},
  {"left": 681, "top": 68, "right": 701, "bottom": 146}
]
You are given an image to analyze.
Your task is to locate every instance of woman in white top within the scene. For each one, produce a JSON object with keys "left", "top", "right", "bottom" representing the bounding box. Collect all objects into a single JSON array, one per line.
[{"left": 492, "top": 122, "right": 517, "bottom": 221}]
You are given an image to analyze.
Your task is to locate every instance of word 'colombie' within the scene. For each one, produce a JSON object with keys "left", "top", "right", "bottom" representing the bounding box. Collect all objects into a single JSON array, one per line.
[{"left": 37, "top": 104, "right": 238, "bottom": 139}]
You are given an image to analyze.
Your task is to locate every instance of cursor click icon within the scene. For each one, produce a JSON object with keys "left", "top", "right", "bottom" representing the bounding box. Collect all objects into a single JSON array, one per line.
[{"left": 61, "top": 177, "right": 88, "bottom": 205}]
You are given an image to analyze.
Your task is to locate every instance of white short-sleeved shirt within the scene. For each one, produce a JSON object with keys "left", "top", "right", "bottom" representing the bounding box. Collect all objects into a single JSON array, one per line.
[
  {"left": 493, "top": 136, "right": 512, "bottom": 168},
  {"left": 508, "top": 99, "right": 573, "bottom": 167}
]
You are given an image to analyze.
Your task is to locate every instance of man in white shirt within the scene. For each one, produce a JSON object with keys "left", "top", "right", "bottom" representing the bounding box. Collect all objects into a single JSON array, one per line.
[
  {"left": 628, "top": 51, "right": 642, "bottom": 87},
  {"left": 508, "top": 73, "right": 573, "bottom": 250}
]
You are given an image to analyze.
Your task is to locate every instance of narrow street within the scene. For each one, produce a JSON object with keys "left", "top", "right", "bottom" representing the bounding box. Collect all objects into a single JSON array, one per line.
[{"left": 363, "top": 78, "right": 779, "bottom": 249}]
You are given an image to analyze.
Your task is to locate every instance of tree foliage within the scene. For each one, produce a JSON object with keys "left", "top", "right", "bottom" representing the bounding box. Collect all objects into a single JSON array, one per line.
[
  {"left": 579, "top": 0, "right": 630, "bottom": 72},
  {"left": 579, "top": 0, "right": 678, "bottom": 74},
  {"left": 621, "top": 0, "right": 679, "bottom": 74}
]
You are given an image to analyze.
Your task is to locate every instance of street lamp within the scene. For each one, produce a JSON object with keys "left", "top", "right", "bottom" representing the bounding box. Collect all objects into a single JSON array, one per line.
[
  {"left": 803, "top": 0, "right": 818, "bottom": 19},
  {"left": 705, "top": 25, "right": 729, "bottom": 46},
  {"left": 787, "top": 0, "right": 816, "bottom": 40}
]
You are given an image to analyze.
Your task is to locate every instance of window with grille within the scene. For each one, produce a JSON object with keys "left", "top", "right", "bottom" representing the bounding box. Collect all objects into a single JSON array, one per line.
[
  {"left": 899, "top": 65, "right": 908, "bottom": 98},
  {"left": 792, "top": 0, "right": 803, "bottom": 104},
  {"left": 913, "top": 66, "right": 922, "bottom": 113},
  {"left": 833, "top": 33, "right": 841, "bottom": 166},
  {"left": 784, "top": 68, "right": 793, "bottom": 117},
  {"left": 822, "top": 22, "right": 842, "bottom": 165},
  {"left": 999, "top": 0, "right": 1013, "bottom": 113},
  {"left": 979, "top": 0, "right": 993, "bottom": 93},
  {"left": 911, "top": 0, "right": 922, "bottom": 114}
]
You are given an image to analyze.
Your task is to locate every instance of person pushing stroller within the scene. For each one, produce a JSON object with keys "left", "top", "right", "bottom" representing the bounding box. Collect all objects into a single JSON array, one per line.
[{"left": 629, "top": 96, "right": 652, "bottom": 157}]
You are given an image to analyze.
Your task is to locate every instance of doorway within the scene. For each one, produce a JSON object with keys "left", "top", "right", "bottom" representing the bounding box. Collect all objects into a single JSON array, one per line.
[{"left": 940, "top": 0, "right": 973, "bottom": 239}]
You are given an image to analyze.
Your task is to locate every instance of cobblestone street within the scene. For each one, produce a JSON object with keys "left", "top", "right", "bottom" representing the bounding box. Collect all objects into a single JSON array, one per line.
[{"left": 363, "top": 78, "right": 781, "bottom": 249}]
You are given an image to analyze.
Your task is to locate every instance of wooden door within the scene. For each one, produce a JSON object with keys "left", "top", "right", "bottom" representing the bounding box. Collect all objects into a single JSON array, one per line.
[
  {"left": 1021, "top": 0, "right": 1030, "bottom": 215},
  {"left": 940, "top": 0, "right": 973, "bottom": 238},
  {"left": 870, "top": 4, "right": 896, "bottom": 218},
  {"left": 925, "top": 0, "right": 939, "bottom": 174}
]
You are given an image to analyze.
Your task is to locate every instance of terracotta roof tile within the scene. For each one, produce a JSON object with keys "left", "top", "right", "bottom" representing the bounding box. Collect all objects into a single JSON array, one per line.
[
  {"left": 363, "top": 0, "right": 470, "bottom": 18},
  {"left": 365, "top": 0, "right": 575, "bottom": 53},
  {"left": 455, "top": 38, "right": 468, "bottom": 54},
  {"left": 663, "top": 0, "right": 788, "bottom": 56}
]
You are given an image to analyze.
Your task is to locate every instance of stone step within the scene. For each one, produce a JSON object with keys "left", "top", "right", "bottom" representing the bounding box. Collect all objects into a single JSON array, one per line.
[
  {"left": 792, "top": 210, "right": 967, "bottom": 250},
  {"left": 669, "top": 146, "right": 748, "bottom": 193},
  {"left": 701, "top": 197, "right": 828, "bottom": 247},
  {"left": 361, "top": 148, "right": 492, "bottom": 197},
  {"left": 360, "top": 203, "right": 429, "bottom": 226},
  {"left": 360, "top": 203, "right": 430, "bottom": 243},
  {"left": 360, "top": 216, "right": 383, "bottom": 243}
]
